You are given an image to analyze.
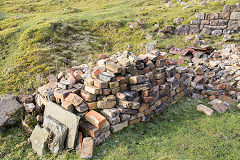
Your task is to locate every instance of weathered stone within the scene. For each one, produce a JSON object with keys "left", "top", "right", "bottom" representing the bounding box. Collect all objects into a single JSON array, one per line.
[
  {"left": 106, "top": 61, "right": 122, "bottom": 73},
  {"left": 85, "top": 110, "right": 106, "bottom": 128},
  {"left": 24, "top": 103, "right": 35, "bottom": 113},
  {"left": 85, "top": 85, "right": 101, "bottom": 95},
  {"left": 0, "top": 95, "right": 23, "bottom": 130},
  {"left": 54, "top": 89, "right": 70, "bottom": 100},
  {"left": 218, "top": 12, "right": 231, "bottom": 19},
  {"left": 76, "top": 132, "right": 83, "bottom": 155},
  {"left": 230, "top": 12, "right": 240, "bottom": 20},
  {"left": 130, "top": 83, "right": 151, "bottom": 91},
  {"left": 61, "top": 101, "right": 74, "bottom": 112},
  {"left": 79, "top": 121, "right": 101, "bottom": 138},
  {"left": 197, "top": 104, "right": 214, "bottom": 116},
  {"left": 44, "top": 102, "right": 80, "bottom": 149},
  {"left": 94, "top": 79, "right": 108, "bottom": 89},
  {"left": 120, "top": 114, "right": 131, "bottom": 121},
  {"left": 200, "top": 27, "right": 212, "bottom": 35},
  {"left": 100, "top": 108, "right": 119, "bottom": 118},
  {"left": 99, "top": 72, "right": 115, "bottom": 82},
  {"left": 116, "top": 91, "right": 138, "bottom": 101},
  {"left": 97, "top": 100, "right": 116, "bottom": 109},
  {"left": 109, "top": 81, "right": 119, "bottom": 88},
  {"left": 218, "top": 95, "right": 235, "bottom": 104},
  {"left": 80, "top": 137, "right": 94, "bottom": 159},
  {"left": 65, "top": 93, "right": 83, "bottom": 106},
  {"left": 208, "top": 99, "right": 228, "bottom": 113},
  {"left": 93, "top": 130, "right": 111, "bottom": 145},
  {"left": 212, "top": 30, "right": 222, "bottom": 36},
  {"left": 129, "top": 75, "right": 147, "bottom": 84},
  {"left": 75, "top": 101, "right": 89, "bottom": 113},
  {"left": 58, "top": 80, "right": 74, "bottom": 90},
  {"left": 117, "top": 57, "right": 131, "bottom": 67},
  {"left": 80, "top": 90, "right": 96, "bottom": 102},
  {"left": 195, "top": 12, "right": 205, "bottom": 19},
  {"left": 110, "top": 121, "right": 128, "bottom": 133},
  {"left": 174, "top": 25, "right": 190, "bottom": 35},
  {"left": 43, "top": 116, "right": 68, "bottom": 154},
  {"left": 30, "top": 125, "right": 51, "bottom": 156},
  {"left": 117, "top": 106, "right": 138, "bottom": 114}
]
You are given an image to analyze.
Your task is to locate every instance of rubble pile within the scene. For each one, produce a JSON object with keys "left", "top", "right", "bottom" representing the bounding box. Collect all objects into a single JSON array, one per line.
[
  {"left": 188, "top": 44, "right": 240, "bottom": 103},
  {"left": 25, "top": 50, "right": 191, "bottom": 158}
]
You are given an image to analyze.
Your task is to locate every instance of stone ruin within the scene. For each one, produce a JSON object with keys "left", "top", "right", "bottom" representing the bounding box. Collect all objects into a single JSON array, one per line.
[
  {"left": 26, "top": 50, "right": 191, "bottom": 158},
  {"left": 173, "top": 4, "right": 240, "bottom": 36},
  {"left": 19, "top": 41, "right": 240, "bottom": 158}
]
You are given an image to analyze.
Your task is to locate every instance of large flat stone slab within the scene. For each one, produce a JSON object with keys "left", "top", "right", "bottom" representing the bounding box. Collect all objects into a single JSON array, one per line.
[
  {"left": 44, "top": 101, "right": 80, "bottom": 149},
  {"left": 0, "top": 94, "right": 23, "bottom": 131},
  {"left": 30, "top": 125, "right": 51, "bottom": 156},
  {"left": 43, "top": 115, "right": 68, "bottom": 153}
]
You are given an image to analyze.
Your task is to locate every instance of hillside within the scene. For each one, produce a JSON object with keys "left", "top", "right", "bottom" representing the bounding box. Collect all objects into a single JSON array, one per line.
[{"left": 0, "top": 0, "right": 239, "bottom": 95}]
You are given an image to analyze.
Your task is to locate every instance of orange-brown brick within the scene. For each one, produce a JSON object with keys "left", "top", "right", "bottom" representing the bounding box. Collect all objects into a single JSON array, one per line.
[{"left": 85, "top": 110, "right": 107, "bottom": 128}]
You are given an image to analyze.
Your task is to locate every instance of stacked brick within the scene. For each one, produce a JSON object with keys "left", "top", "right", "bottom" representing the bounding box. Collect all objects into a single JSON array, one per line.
[
  {"left": 174, "top": 4, "right": 240, "bottom": 36},
  {"left": 32, "top": 50, "right": 190, "bottom": 157}
]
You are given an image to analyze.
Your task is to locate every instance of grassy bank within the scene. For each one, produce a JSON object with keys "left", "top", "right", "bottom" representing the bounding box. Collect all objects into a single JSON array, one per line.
[{"left": 0, "top": 0, "right": 239, "bottom": 95}]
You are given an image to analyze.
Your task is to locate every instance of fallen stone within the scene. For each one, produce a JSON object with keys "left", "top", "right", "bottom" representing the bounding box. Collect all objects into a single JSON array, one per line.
[
  {"left": 208, "top": 99, "right": 228, "bottom": 113},
  {"left": 30, "top": 125, "right": 51, "bottom": 156},
  {"left": 44, "top": 101, "right": 80, "bottom": 149},
  {"left": 197, "top": 104, "right": 214, "bottom": 115},
  {"left": 81, "top": 137, "right": 94, "bottom": 159},
  {"left": 0, "top": 94, "right": 23, "bottom": 131},
  {"left": 43, "top": 116, "right": 68, "bottom": 154},
  {"left": 93, "top": 130, "right": 111, "bottom": 145},
  {"left": 110, "top": 121, "right": 128, "bottom": 133}
]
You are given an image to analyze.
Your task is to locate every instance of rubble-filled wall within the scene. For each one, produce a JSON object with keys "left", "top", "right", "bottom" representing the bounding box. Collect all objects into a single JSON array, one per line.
[
  {"left": 28, "top": 50, "right": 191, "bottom": 157},
  {"left": 174, "top": 4, "right": 240, "bottom": 36}
]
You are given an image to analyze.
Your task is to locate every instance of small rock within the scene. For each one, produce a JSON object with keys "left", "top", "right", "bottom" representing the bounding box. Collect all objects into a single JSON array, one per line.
[
  {"left": 208, "top": 99, "right": 228, "bottom": 113},
  {"left": 197, "top": 104, "right": 214, "bottom": 115}
]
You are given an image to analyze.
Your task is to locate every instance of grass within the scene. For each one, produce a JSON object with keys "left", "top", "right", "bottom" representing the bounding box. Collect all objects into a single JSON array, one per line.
[
  {"left": 0, "top": 0, "right": 239, "bottom": 95},
  {"left": 1, "top": 97, "right": 240, "bottom": 159}
]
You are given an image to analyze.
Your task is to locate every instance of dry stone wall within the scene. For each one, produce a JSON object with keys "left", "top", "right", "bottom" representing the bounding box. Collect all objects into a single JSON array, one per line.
[
  {"left": 28, "top": 50, "right": 192, "bottom": 157},
  {"left": 174, "top": 4, "right": 240, "bottom": 36}
]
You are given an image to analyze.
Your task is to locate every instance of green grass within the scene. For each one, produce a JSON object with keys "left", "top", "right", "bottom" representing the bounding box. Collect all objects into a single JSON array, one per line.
[{"left": 1, "top": 98, "right": 240, "bottom": 159}]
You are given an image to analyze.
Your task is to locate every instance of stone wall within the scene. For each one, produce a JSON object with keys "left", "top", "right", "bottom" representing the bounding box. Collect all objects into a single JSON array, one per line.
[
  {"left": 27, "top": 50, "right": 192, "bottom": 157},
  {"left": 174, "top": 4, "right": 240, "bottom": 36}
]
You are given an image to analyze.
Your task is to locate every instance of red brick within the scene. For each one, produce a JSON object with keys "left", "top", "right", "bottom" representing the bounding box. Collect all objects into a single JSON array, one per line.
[
  {"left": 79, "top": 121, "right": 100, "bottom": 138},
  {"left": 65, "top": 93, "right": 83, "bottom": 106},
  {"left": 85, "top": 110, "right": 107, "bottom": 128}
]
